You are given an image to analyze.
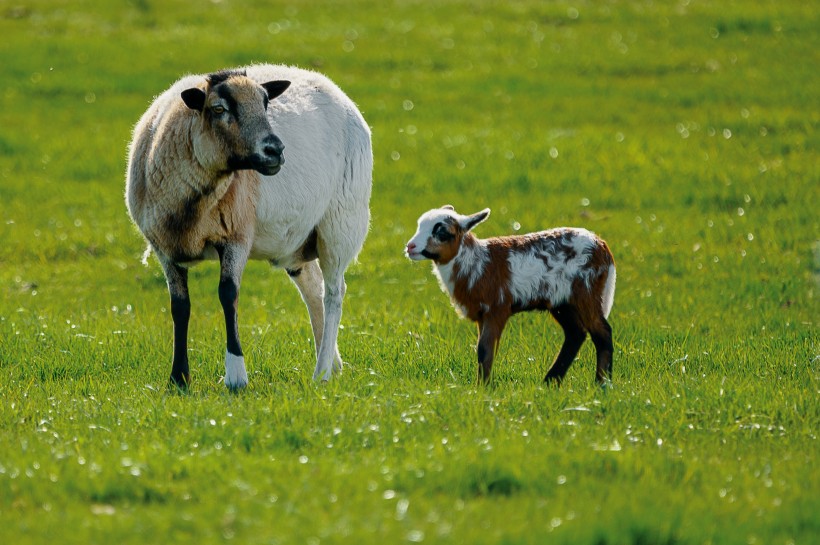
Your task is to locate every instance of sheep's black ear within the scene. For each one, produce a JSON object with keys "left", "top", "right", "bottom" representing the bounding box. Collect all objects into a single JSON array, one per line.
[
  {"left": 462, "top": 208, "right": 490, "bottom": 231},
  {"left": 181, "top": 88, "right": 207, "bottom": 111},
  {"left": 262, "top": 80, "right": 291, "bottom": 100}
]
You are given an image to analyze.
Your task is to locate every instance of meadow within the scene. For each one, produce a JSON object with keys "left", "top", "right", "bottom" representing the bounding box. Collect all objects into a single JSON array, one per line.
[{"left": 0, "top": 0, "right": 817, "bottom": 543}]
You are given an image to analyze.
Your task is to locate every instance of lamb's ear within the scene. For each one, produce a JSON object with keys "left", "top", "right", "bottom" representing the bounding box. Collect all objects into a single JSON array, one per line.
[
  {"left": 462, "top": 208, "right": 490, "bottom": 232},
  {"left": 442, "top": 204, "right": 455, "bottom": 211},
  {"left": 262, "top": 80, "right": 291, "bottom": 100},
  {"left": 181, "top": 88, "right": 207, "bottom": 111}
]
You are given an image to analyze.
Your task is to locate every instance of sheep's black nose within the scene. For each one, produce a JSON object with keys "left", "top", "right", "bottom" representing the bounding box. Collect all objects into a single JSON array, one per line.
[
  {"left": 264, "top": 144, "right": 283, "bottom": 160},
  {"left": 263, "top": 135, "right": 284, "bottom": 159}
]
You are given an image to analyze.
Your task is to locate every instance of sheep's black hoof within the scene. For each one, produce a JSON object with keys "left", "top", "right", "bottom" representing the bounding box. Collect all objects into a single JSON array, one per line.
[
  {"left": 168, "top": 373, "right": 191, "bottom": 392},
  {"left": 597, "top": 378, "right": 613, "bottom": 392},
  {"left": 544, "top": 374, "right": 563, "bottom": 387}
]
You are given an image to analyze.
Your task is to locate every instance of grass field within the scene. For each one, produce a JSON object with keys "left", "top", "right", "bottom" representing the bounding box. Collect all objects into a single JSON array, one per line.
[{"left": 1, "top": 1, "right": 817, "bottom": 543}]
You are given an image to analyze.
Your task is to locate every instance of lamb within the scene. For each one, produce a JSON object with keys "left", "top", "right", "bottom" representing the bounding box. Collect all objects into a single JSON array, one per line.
[
  {"left": 125, "top": 64, "right": 372, "bottom": 389},
  {"left": 405, "top": 205, "right": 616, "bottom": 385}
]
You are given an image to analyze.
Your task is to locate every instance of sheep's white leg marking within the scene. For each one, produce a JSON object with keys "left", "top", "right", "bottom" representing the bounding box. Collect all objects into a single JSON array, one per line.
[
  {"left": 217, "top": 242, "right": 251, "bottom": 390},
  {"left": 224, "top": 351, "right": 248, "bottom": 389}
]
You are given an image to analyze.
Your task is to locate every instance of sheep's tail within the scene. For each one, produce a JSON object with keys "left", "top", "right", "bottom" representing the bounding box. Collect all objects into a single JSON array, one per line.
[
  {"left": 141, "top": 244, "right": 153, "bottom": 266},
  {"left": 602, "top": 264, "right": 616, "bottom": 319}
]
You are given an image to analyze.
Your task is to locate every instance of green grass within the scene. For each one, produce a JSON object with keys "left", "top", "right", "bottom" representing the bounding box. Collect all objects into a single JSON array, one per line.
[{"left": 1, "top": 0, "right": 817, "bottom": 543}]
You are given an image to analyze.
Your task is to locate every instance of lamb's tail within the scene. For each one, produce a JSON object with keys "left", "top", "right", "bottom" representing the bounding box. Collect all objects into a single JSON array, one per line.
[
  {"left": 602, "top": 264, "right": 616, "bottom": 319},
  {"left": 141, "top": 244, "right": 153, "bottom": 266}
]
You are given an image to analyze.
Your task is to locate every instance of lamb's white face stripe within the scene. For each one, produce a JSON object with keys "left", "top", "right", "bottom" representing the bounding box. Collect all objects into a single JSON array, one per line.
[{"left": 507, "top": 229, "right": 598, "bottom": 306}]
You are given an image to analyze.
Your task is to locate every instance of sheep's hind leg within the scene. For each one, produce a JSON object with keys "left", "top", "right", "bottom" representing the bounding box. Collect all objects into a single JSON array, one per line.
[
  {"left": 216, "top": 243, "right": 251, "bottom": 390},
  {"left": 160, "top": 259, "right": 191, "bottom": 389},
  {"left": 313, "top": 268, "right": 345, "bottom": 382},
  {"left": 287, "top": 260, "right": 343, "bottom": 373},
  {"left": 311, "top": 187, "right": 370, "bottom": 381},
  {"left": 545, "top": 305, "right": 587, "bottom": 385},
  {"left": 312, "top": 229, "right": 349, "bottom": 381}
]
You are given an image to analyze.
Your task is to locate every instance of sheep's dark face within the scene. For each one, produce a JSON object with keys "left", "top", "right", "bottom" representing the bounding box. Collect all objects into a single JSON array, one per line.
[
  {"left": 182, "top": 73, "right": 290, "bottom": 176},
  {"left": 405, "top": 206, "right": 490, "bottom": 264}
]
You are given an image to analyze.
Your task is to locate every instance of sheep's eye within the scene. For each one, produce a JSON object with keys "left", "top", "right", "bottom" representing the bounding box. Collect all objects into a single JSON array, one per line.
[{"left": 211, "top": 105, "right": 226, "bottom": 115}]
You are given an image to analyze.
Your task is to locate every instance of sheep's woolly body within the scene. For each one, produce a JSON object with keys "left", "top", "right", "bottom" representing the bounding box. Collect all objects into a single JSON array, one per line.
[{"left": 127, "top": 65, "right": 371, "bottom": 269}]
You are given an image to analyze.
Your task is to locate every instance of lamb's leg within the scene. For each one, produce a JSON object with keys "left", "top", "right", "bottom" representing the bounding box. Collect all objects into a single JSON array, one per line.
[
  {"left": 477, "top": 314, "right": 508, "bottom": 384},
  {"left": 161, "top": 259, "right": 191, "bottom": 389},
  {"left": 589, "top": 317, "right": 614, "bottom": 385},
  {"left": 545, "top": 305, "right": 587, "bottom": 385},
  {"left": 216, "top": 243, "right": 251, "bottom": 390},
  {"left": 288, "top": 260, "right": 343, "bottom": 372}
]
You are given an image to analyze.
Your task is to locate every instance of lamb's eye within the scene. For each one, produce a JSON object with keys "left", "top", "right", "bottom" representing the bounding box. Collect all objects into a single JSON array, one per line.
[
  {"left": 212, "top": 105, "right": 226, "bottom": 115},
  {"left": 432, "top": 223, "right": 453, "bottom": 241}
]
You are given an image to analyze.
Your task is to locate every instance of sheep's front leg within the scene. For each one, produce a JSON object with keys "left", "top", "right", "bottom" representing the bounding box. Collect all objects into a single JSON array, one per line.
[
  {"left": 476, "top": 314, "right": 509, "bottom": 383},
  {"left": 216, "top": 243, "right": 251, "bottom": 390},
  {"left": 161, "top": 259, "right": 191, "bottom": 389}
]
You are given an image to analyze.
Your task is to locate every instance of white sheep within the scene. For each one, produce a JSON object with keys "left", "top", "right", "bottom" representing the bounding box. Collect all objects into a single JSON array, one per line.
[
  {"left": 126, "top": 64, "right": 372, "bottom": 389},
  {"left": 406, "top": 205, "right": 616, "bottom": 384}
]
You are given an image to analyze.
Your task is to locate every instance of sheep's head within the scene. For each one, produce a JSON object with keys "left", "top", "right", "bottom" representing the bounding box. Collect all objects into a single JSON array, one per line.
[
  {"left": 405, "top": 205, "right": 490, "bottom": 264},
  {"left": 181, "top": 70, "right": 290, "bottom": 176}
]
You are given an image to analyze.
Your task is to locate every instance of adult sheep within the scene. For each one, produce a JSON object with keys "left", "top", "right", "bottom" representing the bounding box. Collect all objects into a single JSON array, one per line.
[{"left": 125, "top": 64, "right": 372, "bottom": 389}]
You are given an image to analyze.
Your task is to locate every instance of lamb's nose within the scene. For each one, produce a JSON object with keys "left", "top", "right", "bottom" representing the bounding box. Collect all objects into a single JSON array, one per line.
[{"left": 406, "top": 242, "right": 416, "bottom": 252}]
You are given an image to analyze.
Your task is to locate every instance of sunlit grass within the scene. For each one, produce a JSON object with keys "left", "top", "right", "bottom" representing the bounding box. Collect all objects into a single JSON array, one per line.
[{"left": 1, "top": 1, "right": 818, "bottom": 544}]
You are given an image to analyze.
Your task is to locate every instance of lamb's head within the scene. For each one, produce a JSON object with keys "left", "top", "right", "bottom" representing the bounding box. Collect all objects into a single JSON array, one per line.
[
  {"left": 181, "top": 70, "right": 291, "bottom": 176},
  {"left": 405, "top": 205, "right": 490, "bottom": 264}
]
